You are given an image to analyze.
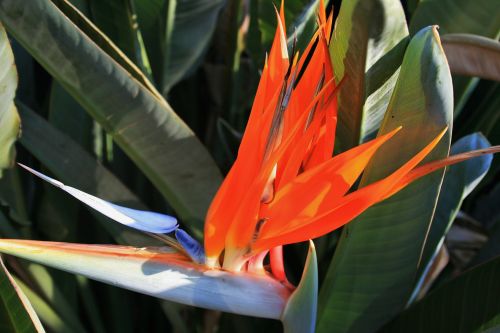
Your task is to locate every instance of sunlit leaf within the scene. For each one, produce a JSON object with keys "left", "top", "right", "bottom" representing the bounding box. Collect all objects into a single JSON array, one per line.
[
  {"left": 330, "top": 0, "right": 408, "bottom": 151},
  {"left": 0, "top": 257, "right": 45, "bottom": 333},
  {"left": 0, "top": 22, "right": 20, "bottom": 177}
]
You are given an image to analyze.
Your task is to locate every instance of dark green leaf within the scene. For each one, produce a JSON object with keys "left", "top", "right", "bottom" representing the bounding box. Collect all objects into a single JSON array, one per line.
[
  {"left": 0, "top": 0, "right": 223, "bottom": 232},
  {"left": 17, "top": 102, "right": 162, "bottom": 246},
  {"left": 381, "top": 256, "right": 500, "bottom": 333},
  {"left": 409, "top": 0, "right": 500, "bottom": 114},
  {"left": 133, "top": 0, "right": 225, "bottom": 94},
  {"left": 414, "top": 133, "right": 492, "bottom": 298}
]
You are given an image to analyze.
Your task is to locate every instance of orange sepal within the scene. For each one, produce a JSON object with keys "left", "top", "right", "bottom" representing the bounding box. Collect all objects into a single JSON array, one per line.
[
  {"left": 260, "top": 126, "right": 402, "bottom": 237},
  {"left": 253, "top": 128, "right": 447, "bottom": 252},
  {"left": 385, "top": 145, "right": 500, "bottom": 199}
]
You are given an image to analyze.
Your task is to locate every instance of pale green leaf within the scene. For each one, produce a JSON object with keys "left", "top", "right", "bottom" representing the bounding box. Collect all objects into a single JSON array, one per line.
[
  {"left": 318, "top": 26, "right": 453, "bottom": 333},
  {"left": 0, "top": 22, "right": 20, "bottom": 177},
  {"left": 0, "top": 257, "right": 45, "bottom": 333},
  {"left": 282, "top": 241, "right": 318, "bottom": 333},
  {"left": 330, "top": 0, "right": 408, "bottom": 151}
]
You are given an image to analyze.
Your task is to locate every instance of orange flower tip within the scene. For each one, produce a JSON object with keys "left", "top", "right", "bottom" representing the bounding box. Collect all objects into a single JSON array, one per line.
[{"left": 273, "top": 5, "right": 288, "bottom": 60}]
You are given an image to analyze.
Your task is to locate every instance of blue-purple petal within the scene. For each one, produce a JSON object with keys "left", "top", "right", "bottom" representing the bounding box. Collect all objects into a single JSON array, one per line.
[
  {"left": 19, "top": 164, "right": 178, "bottom": 234},
  {"left": 175, "top": 229, "right": 205, "bottom": 264}
]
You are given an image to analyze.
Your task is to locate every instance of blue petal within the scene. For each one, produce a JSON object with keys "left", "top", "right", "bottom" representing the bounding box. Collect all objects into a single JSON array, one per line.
[
  {"left": 18, "top": 164, "right": 178, "bottom": 234},
  {"left": 175, "top": 229, "right": 205, "bottom": 264}
]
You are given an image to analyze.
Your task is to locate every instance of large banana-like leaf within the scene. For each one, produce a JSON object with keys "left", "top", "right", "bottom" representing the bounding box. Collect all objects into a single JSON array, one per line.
[
  {"left": 0, "top": 239, "right": 291, "bottom": 319},
  {"left": 0, "top": 257, "right": 45, "bottom": 333},
  {"left": 17, "top": 103, "right": 167, "bottom": 246},
  {"left": 0, "top": 0, "right": 222, "bottom": 231},
  {"left": 330, "top": 0, "right": 408, "bottom": 151},
  {"left": 317, "top": 26, "right": 453, "bottom": 333},
  {"left": 0, "top": 22, "right": 20, "bottom": 177},
  {"left": 381, "top": 255, "right": 500, "bottom": 332}
]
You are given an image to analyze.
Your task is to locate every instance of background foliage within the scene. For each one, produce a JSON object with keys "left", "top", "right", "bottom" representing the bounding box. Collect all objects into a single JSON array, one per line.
[{"left": 0, "top": 0, "right": 498, "bottom": 332}]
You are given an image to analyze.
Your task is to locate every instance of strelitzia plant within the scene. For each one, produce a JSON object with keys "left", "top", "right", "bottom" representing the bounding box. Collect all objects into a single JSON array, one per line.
[{"left": 0, "top": 0, "right": 500, "bottom": 332}]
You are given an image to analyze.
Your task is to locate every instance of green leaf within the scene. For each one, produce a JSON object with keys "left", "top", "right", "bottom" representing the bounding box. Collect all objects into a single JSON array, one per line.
[
  {"left": 17, "top": 102, "right": 163, "bottom": 246},
  {"left": 442, "top": 34, "right": 500, "bottom": 81},
  {"left": 50, "top": 0, "right": 159, "bottom": 98},
  {"left": 380, "top": 256, "right": 500, "bottom": 333},
  {"left": 0, "top": 168, "right": 30, "bottom": 226},
  {"left": 248, "top": 0, "right": 323, "bottom": 69},
  {"left": 281, "top": 241, "right": 318, "bottom": 333},
  {"left": 286, "top": 0, "right": 320, "bottom": 52},
  {"left": 420, "top": 133, "right": 492, "bottom": 266},
  {"left": 0, "top": 212, "right": 85, "bottom": 332},
  {"left": 133, "top": 0, "right": 225, "bottom": 94},
  {"left": 0, "top": 239, "right": 291, "bottom": 319},
  {"left": 413, "top": 133, "right": 492, "bottom": 299},
  {"left": 330, "top": 0, "right": 409, "bottom": 151},
  {"left": 0, "top": 0, "right": 222, "bottom": 232},
  {"left": 13, "top": 277, "right": 84, "bottom": 333},
  {"left": 409, "top": 0, "right": 500, "bottom": 114},
  {"left": 18, "top": 103, "right": 189, "bottom": 331},
  {"left": 88, "top": 0, "right": 152, "bottom": 77},
  {"left": 0, "top": 257, "right": 45, "bottom": 333},
  {"left": 409, "top": 0, "right": 500, "bottom": 37},
  {"left": 163, "top": 0, "right": 225, "bottom": 94},
  {"left": 24, "top": 264, "right": 86, "bottom": 333},
  {"left": 36, "top": 82, "right": 93, "bottom": 242},
  {"left": 317, "top": 26, "right": 453, "bottom": 333},
  {"left": 0, "top": 22, "right": 20, "bottom": 177}
]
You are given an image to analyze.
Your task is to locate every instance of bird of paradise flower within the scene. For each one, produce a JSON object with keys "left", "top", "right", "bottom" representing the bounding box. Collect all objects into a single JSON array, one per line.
[{"left": 1, "top": 1, "right": 499, "bottom": 331}]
